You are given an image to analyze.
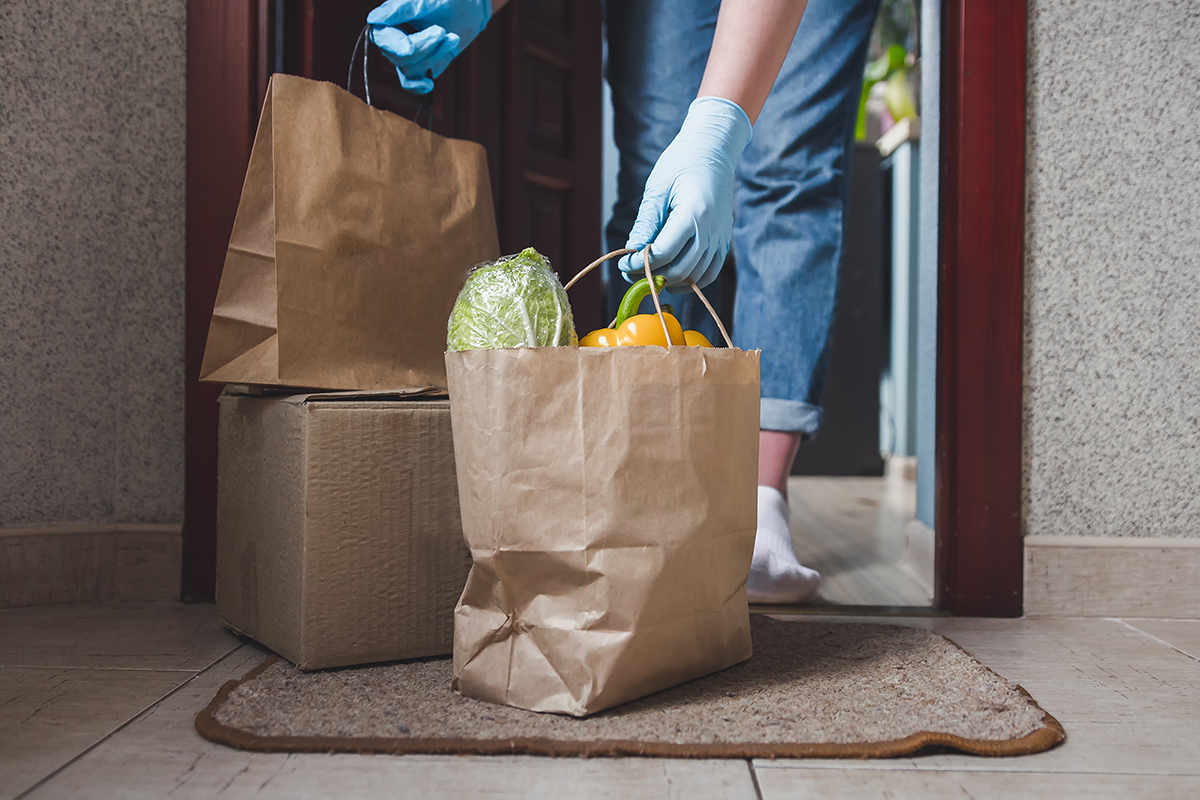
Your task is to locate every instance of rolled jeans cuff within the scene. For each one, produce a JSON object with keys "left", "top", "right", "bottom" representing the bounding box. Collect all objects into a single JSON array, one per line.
[{"left": 760, "top": 398, "right": 823, "bottom": 435}]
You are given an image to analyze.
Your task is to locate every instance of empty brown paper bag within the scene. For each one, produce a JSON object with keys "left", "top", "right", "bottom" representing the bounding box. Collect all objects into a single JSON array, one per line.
[
  {"left": 201, "top": 74, "right": 499, "bottom": 391},
  {"left": 446, "top": 345, "right": 761, "bottom": 716}
]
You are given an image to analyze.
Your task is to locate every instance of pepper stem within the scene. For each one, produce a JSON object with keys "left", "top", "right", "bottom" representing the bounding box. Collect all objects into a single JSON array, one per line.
[{"left": 614, "top": 276, "right": 666, "bottom": 329}]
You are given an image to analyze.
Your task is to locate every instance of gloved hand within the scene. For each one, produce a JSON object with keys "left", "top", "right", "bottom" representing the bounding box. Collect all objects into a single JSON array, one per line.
[
  {"left": 368, "top": 0, "right": 492, "bottom": 95},
  {"left": 618, "top": 96, "right": 752, "bottom": 289}
]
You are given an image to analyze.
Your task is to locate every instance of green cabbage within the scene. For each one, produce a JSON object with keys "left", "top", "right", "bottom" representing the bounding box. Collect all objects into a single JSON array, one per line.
[{"left": 446, "top": 248, "right": 577, "bottom": 351}]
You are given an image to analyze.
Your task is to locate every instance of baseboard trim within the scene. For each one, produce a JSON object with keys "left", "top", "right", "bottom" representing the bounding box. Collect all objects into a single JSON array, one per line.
[
  {"left": 1025, "top": 535, "right": 1200, "bottom": 619},
  {"left": 0, "top": 523, "right": 182, "bottom": 608},
  {"left": 0, "top": 522, "right": 182, "bottom": 539},
  {"left": 1026, "top": 534, "right": 1200, "bottom": 550}
]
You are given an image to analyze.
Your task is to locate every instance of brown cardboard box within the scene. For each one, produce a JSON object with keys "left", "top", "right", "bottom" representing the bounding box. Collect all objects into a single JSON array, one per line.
[{"left": 216, "top": 389, "right": 470, "bottom": 669}]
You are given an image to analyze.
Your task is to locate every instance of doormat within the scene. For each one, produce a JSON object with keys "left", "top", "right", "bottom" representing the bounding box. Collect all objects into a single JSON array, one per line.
[{"left": 196, "top": 617, "right": 1063, "bottom": 759}]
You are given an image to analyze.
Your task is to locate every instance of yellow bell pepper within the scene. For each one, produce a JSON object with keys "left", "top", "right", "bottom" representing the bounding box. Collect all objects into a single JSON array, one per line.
[
  {"left": 579, "top": 327, "right": 621, "bottom": 347},
  {"left": 617, "top": 310, "right": 686, "bottom": 347},
  {"left": 581, "top": 277, "right": 712, "bottom": 349}
]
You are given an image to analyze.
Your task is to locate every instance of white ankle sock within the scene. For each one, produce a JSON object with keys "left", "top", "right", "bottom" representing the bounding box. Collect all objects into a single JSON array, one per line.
[{"left": 746, "top": 485, "right": 821, "bottom": 604}]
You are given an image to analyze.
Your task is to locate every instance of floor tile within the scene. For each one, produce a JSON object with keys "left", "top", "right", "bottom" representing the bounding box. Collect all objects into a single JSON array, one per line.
[
  {"left": 930, "top": 618, "right": 1200, "bottom": 721},
  {"left": 1122, "top": 619, "right": 1200, "bottom": 661},
  {"left": 0, "top": 667, "right": 190, "bottom": 800},
  {"left": 753, "top": 718, "right": 1200, "bottom": 777},
  {"left": 0, "top": 602, "right": 239, "bottom": 670},
  {"left": 28, "top": 646, "right": 760, "bottom": 800},
  {"left": 754, "top": 767, "right": 1200, "bottom": 800},
  {"left": 757, "top": 616, "right": 1200, "bottom": 776}
]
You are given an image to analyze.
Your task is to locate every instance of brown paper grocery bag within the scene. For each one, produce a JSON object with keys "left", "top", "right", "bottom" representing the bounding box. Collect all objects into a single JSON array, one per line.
[
  {"left": 446, "top": 345, "right": 761, "bottom": 716},
  {"left": 201, "top": 74, "right": 499, "bottom": 391}
]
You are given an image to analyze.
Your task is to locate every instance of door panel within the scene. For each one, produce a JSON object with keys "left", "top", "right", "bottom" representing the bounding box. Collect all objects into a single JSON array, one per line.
[{"left": 503, "top": 0, "right": 604, "bottom": 331}]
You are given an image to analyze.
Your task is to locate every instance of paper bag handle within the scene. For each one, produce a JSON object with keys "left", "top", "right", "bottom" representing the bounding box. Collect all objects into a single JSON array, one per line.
[
  {"left": 349, "top": 26, "right": 374, "bottom": 106},
  {"left": 563, "top": 249, "right": 734, "bottom": 349},
  {"left": 349, "top": 25, "right": 435, "bottom": 129}
]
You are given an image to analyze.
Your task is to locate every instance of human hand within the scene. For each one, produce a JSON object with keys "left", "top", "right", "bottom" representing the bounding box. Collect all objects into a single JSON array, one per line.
[
  {"left": 618, "top": 96, "right": 752, "bottom": 288},
  {"left": 368, "top": 0, "right": 492, "bottom": 95}
]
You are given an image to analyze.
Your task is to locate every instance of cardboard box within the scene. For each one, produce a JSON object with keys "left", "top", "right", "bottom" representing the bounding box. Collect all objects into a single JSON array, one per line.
[{"left": 216, "top": 389, "right": 470, "bottom": 669}]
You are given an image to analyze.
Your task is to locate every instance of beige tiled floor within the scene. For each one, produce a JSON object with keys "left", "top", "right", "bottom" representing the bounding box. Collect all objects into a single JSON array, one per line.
[{"left": 2, "top": 604, "right": 1198, "bottom": 799}]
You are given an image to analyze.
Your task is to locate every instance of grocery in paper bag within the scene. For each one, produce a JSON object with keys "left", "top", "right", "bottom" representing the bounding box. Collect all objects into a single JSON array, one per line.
[{"left": 446, "top": 247, "right": 761, "bottom": 716}]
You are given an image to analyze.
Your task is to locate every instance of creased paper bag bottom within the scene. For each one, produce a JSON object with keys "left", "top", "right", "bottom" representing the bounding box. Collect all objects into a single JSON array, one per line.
[{"left": 446, "top": 346, "right": 761, "bottom": 716}]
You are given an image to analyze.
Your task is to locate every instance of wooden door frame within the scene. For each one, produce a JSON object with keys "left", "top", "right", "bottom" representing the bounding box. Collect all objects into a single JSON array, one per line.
[
  {"left": 935, "top": 0, "right": 1027, "bottom": 616},
  {"left": 185, "top": 0, "right": 1029, "bottom": 615},
  {"left": 184, "top": 1, "right": 260, "bottom": 601}
]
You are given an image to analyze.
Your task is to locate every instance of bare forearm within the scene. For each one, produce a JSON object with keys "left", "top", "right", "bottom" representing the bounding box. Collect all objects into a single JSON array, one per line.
[{"left": 698, "top": 0, "right": 808, "bottom": 123}]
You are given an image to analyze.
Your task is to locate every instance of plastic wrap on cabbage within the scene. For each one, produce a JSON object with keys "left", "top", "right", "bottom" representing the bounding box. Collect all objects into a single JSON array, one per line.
[{"left": 446, "top": 248, "right": 577, "bottom": 351}]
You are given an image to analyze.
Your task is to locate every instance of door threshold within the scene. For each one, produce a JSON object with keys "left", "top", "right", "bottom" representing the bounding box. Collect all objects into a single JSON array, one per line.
[{"left": 750, "top": 603, "right": 948, "bottom": 617}]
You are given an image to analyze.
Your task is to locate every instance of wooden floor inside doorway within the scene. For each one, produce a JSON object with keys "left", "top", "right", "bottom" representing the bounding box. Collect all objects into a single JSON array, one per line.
[{"left": 787, "top": 465, "right": 934, "bottom": 609}]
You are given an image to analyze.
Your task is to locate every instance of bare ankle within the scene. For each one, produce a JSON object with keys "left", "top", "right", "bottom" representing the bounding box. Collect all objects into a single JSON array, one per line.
[{"left": 757, "top": 430, "right": 802, "bottom": 501}]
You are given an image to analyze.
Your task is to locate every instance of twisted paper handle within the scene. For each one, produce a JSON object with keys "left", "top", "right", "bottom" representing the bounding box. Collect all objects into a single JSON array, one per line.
[
  {"left": 563, "top": 249, "right": 734, "bottom": 348},
  {"left": 348, "top": 25, "right": 433, "bottom": 128},
  {"left": 348, "top": 26, "right": 373, "bottom": 106}
]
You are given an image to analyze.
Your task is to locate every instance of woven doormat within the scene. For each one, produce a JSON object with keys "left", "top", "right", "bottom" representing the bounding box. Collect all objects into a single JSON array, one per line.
[{"left": 197, "top": 617, "right": 1063, "bottom": 759}]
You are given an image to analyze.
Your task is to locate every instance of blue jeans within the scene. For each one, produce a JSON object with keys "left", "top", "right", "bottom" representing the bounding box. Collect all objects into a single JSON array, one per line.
[{"left": 604, "top": 0, "right": 880, "bottom": 434}]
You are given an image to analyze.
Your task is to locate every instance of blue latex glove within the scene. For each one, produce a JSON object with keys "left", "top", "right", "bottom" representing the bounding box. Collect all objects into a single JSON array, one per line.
[
  {"left": 368, "top": 0, "right": 492, "bottom": 95},
  {"left": 618, "top": 96, "right": 752, "bottom": 289}
]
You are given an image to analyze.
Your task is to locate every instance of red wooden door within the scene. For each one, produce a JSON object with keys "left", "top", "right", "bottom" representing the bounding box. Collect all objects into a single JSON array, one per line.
[
  {"left": 496, "top": 0, "right": 605, "bottom": 332},
  {"left": 184, "top": 0, "right": 604, "bottom": 600}
]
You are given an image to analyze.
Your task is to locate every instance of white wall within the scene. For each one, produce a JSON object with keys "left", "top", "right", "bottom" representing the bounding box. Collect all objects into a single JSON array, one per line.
[
  {"left": 0, "top": 1, "right": 186, "bottom": 527},
  {"left": 1025, "top": 1, "right": 1200, "bottom": 538}
]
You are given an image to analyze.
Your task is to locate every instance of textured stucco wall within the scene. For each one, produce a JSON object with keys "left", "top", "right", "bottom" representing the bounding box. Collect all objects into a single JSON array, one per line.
[
  {"left": 0, "top": 2, "right": 186, "bottom": 526},
  {"left": 1025, "top": 1, "right": 1200, "bottom": 537}
]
